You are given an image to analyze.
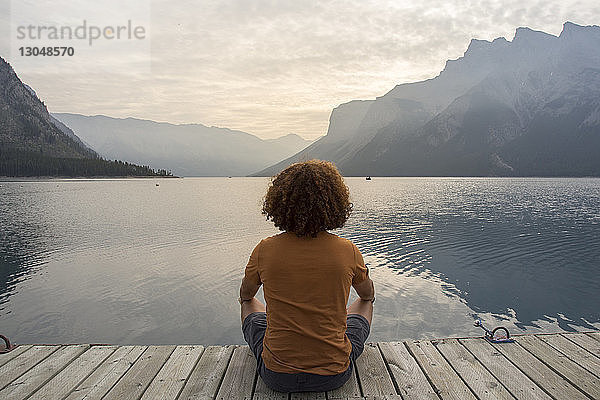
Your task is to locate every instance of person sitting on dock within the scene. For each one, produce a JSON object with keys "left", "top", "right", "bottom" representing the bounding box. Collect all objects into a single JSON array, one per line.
[{"left": 239, "top": 159, "right": 375, "bottom": 393}]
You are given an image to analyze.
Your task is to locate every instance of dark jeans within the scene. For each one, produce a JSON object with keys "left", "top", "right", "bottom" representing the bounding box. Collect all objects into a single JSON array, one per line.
[{"left": 242, "top": 312, "right": 370, "bottom": 393}]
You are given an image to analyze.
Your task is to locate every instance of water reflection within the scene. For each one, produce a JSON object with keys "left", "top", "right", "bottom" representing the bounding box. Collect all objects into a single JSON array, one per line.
[
  {"left": 0, "top": 239, "right": 47, "bottom": 311},
  {"left": 340, "top": 178, "right": 600, "bottom": 339},
  {"left": 0, "top": 178, "right": 598, "bottom": 344},
  {"left": 0, "top": 184, "right": 50, "bottom": 311}
]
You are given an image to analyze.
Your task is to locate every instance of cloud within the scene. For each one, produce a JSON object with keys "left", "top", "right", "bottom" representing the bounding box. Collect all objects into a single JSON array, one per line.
[{"left": 2, "top": 0, "right": 599, "bottom": 139}]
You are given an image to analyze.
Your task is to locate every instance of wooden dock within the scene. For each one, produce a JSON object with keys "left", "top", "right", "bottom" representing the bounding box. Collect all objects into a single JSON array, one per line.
[{"left": 0, "top": 332, "right": 598, "bottom": 399}]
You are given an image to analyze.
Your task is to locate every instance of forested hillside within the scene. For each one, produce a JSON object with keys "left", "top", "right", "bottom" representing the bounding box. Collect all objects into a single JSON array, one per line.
[{"left": 0, "top": 57, "right": 171, "bottom": 177}]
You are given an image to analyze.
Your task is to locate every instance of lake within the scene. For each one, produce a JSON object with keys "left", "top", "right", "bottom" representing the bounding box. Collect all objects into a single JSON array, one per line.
[{"left": 0, "top": 177, "right": 599, "bottom": 345}]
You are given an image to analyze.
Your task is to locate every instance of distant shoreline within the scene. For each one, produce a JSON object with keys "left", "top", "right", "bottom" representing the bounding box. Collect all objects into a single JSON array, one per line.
[
  {"left": 2, "top": 175, "right": 599, "bottom": 182},
  {"left": 0, "top": 175, "right": 181, "bottom": 181}
]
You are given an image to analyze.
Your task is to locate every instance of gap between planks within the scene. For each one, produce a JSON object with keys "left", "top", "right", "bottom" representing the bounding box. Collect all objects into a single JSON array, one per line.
[{"left": 1, "top": 332, "right": 599, "bottom": 400}]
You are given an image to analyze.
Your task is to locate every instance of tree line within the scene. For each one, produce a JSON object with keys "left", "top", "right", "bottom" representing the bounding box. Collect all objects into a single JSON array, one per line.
[{"left": 0, "top": 148, "right": 172, "bottom": 177}]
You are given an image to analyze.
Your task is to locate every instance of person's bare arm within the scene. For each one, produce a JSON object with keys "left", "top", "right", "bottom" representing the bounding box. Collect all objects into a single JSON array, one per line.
[
  {"left": 239, "top": 276, "right": 261, "bottom": 302},
  {"left": 353, "top": 277, "right": 375, "bottom": 301}
]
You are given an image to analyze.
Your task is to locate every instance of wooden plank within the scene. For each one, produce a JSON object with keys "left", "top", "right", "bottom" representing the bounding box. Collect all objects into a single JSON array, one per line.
[
  {"left": 103, "top": 345, "right": 176, "bottom": 400},
  {"left": 406, "top": 340, "right": 476, "bottom": 400},
  {"left": 28, "top": 345, "right": 117, "bottom": 400},
  {"left": 6, "top": 335, "right": 597, "bottom": 400},
  {"left": 178, "top": 345, "right": 234, "bottom": 399},
  {"left": 0, "top": 344, "right": 89, "bottom": 400},
  {"left": 435, "top": 338, "right": 514, "bottom": 400},
  {"left": 253, "top": 375, "right": 287, "bottom": 400},
  {"left": 588, "top": 332, "right": 600, "bottom": 342},
  {"left": 215, "top": 345, "right": 256, "bottom": 400},
  {"left": 290, "top": 392, "right": 325, "bottom": 399},
  {"left": 0, "top": 345, "right": 58, "bottom": 390},
  {"left": 491, "top": 340, "right": 586, "bottom": 399},
  {"left": 327, "top": 361, "right": 361, "bottom": 399},
  {"left": 378, "top": 342, "right": 437, "bottom": 400},
  {"left": 140, "top": 345, "right": 204, "bottom": 400},
  {"left": 460, "top": 338, "right": 551, "bottom": 400},
  {"left": 0, "top": 344, "right": 33, "bottom": 368},
  {"left": 563, "top": 333, "right": 600, "bottom": 358},
  {"left": 516, "top": 335, "right": 600, "bottom": 398},
  {"left": 65, "top": 346, "right": 146, "bottom": 400},
  {"left": 538, "top": 334, "right": 600, "bottom": 377},
  {"left": 354, "top": 343, "right": 396, "bottom": 397}
]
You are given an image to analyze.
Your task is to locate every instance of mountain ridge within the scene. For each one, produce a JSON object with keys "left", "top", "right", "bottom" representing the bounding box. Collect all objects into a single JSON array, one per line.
[
  {"left": 255, "top": 22, "right": 600, "bottom": 177},
  {"left": 52, "top": 112, "right": 313, "bottom": 177},
  {"left": 0, "top": 56, "right": 171, "bottom": 177}
]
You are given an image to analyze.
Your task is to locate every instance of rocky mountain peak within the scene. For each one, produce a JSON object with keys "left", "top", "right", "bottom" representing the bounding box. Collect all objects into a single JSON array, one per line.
[
  {"left": 560, "top": 21, "right": 600, "bottom": 37},
  {"left": 556, "top": 22, "right": 600, "bottom": 70},
  {"left": 512, "top": 26, "right": 556, "bottom": 43},
  {"left": 465, "top": 38, "right": 493, "bottom": 53},
  {"left": 256, "top": 22, "right": 600, "bottom": 177}
]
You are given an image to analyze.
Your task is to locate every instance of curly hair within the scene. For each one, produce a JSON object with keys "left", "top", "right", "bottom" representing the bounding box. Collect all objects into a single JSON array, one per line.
[{"left": 262, "top": 159, "right": 352, "bottom": 238}]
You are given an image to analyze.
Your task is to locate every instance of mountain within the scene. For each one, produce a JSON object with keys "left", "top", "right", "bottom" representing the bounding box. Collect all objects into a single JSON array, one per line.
[
  {"left": 256, "top": 22, "right": 600, "bottom": 177},
  {"left": 0, "top": 57, "right": 170, "bottom": 177},
  {"left": 52, "top": 113, "right": 313, "bottom": 177},
  {"left": 21, "top": 83, "right": 98, "bottom": 155},
  {"left": 0, "top": 58, "right": 96, "bottom": 160}
]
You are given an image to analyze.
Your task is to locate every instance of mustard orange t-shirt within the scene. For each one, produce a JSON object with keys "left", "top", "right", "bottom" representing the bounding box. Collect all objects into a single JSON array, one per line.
[{"left": 243, "top": 231, "right": 369, "bottom": 375}]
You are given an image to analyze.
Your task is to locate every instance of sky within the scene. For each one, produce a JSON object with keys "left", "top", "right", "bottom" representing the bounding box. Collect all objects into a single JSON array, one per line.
[{"left": 1, "top": 0, "right": 599, "bottom": 140}]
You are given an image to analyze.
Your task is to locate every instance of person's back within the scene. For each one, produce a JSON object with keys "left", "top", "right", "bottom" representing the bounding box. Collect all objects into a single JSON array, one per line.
[
  {"left": 248, "top": 231, "right": 367, "bottom": 374},
  {"left": 239, "top": 159, "right": 375, "bottom": 392}
]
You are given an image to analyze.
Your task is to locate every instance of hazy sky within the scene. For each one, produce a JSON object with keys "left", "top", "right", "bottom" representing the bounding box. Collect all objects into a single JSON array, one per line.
[{"left": 1, "top": 0, "right": 599, "bottom": 140}]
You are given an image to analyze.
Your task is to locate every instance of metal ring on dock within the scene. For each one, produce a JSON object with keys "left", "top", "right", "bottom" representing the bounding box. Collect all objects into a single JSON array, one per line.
[
  {"left": 491, "top": 326, "right": 510, "bottom": 339},
  {"left": 0, "top": 335, "right": 15, "bottom": 353}
]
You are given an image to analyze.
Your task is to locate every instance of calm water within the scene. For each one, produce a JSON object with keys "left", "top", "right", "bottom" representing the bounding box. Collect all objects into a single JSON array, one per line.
[{"left": 0, "top": 177, "right": 599, "bottom": 345}]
